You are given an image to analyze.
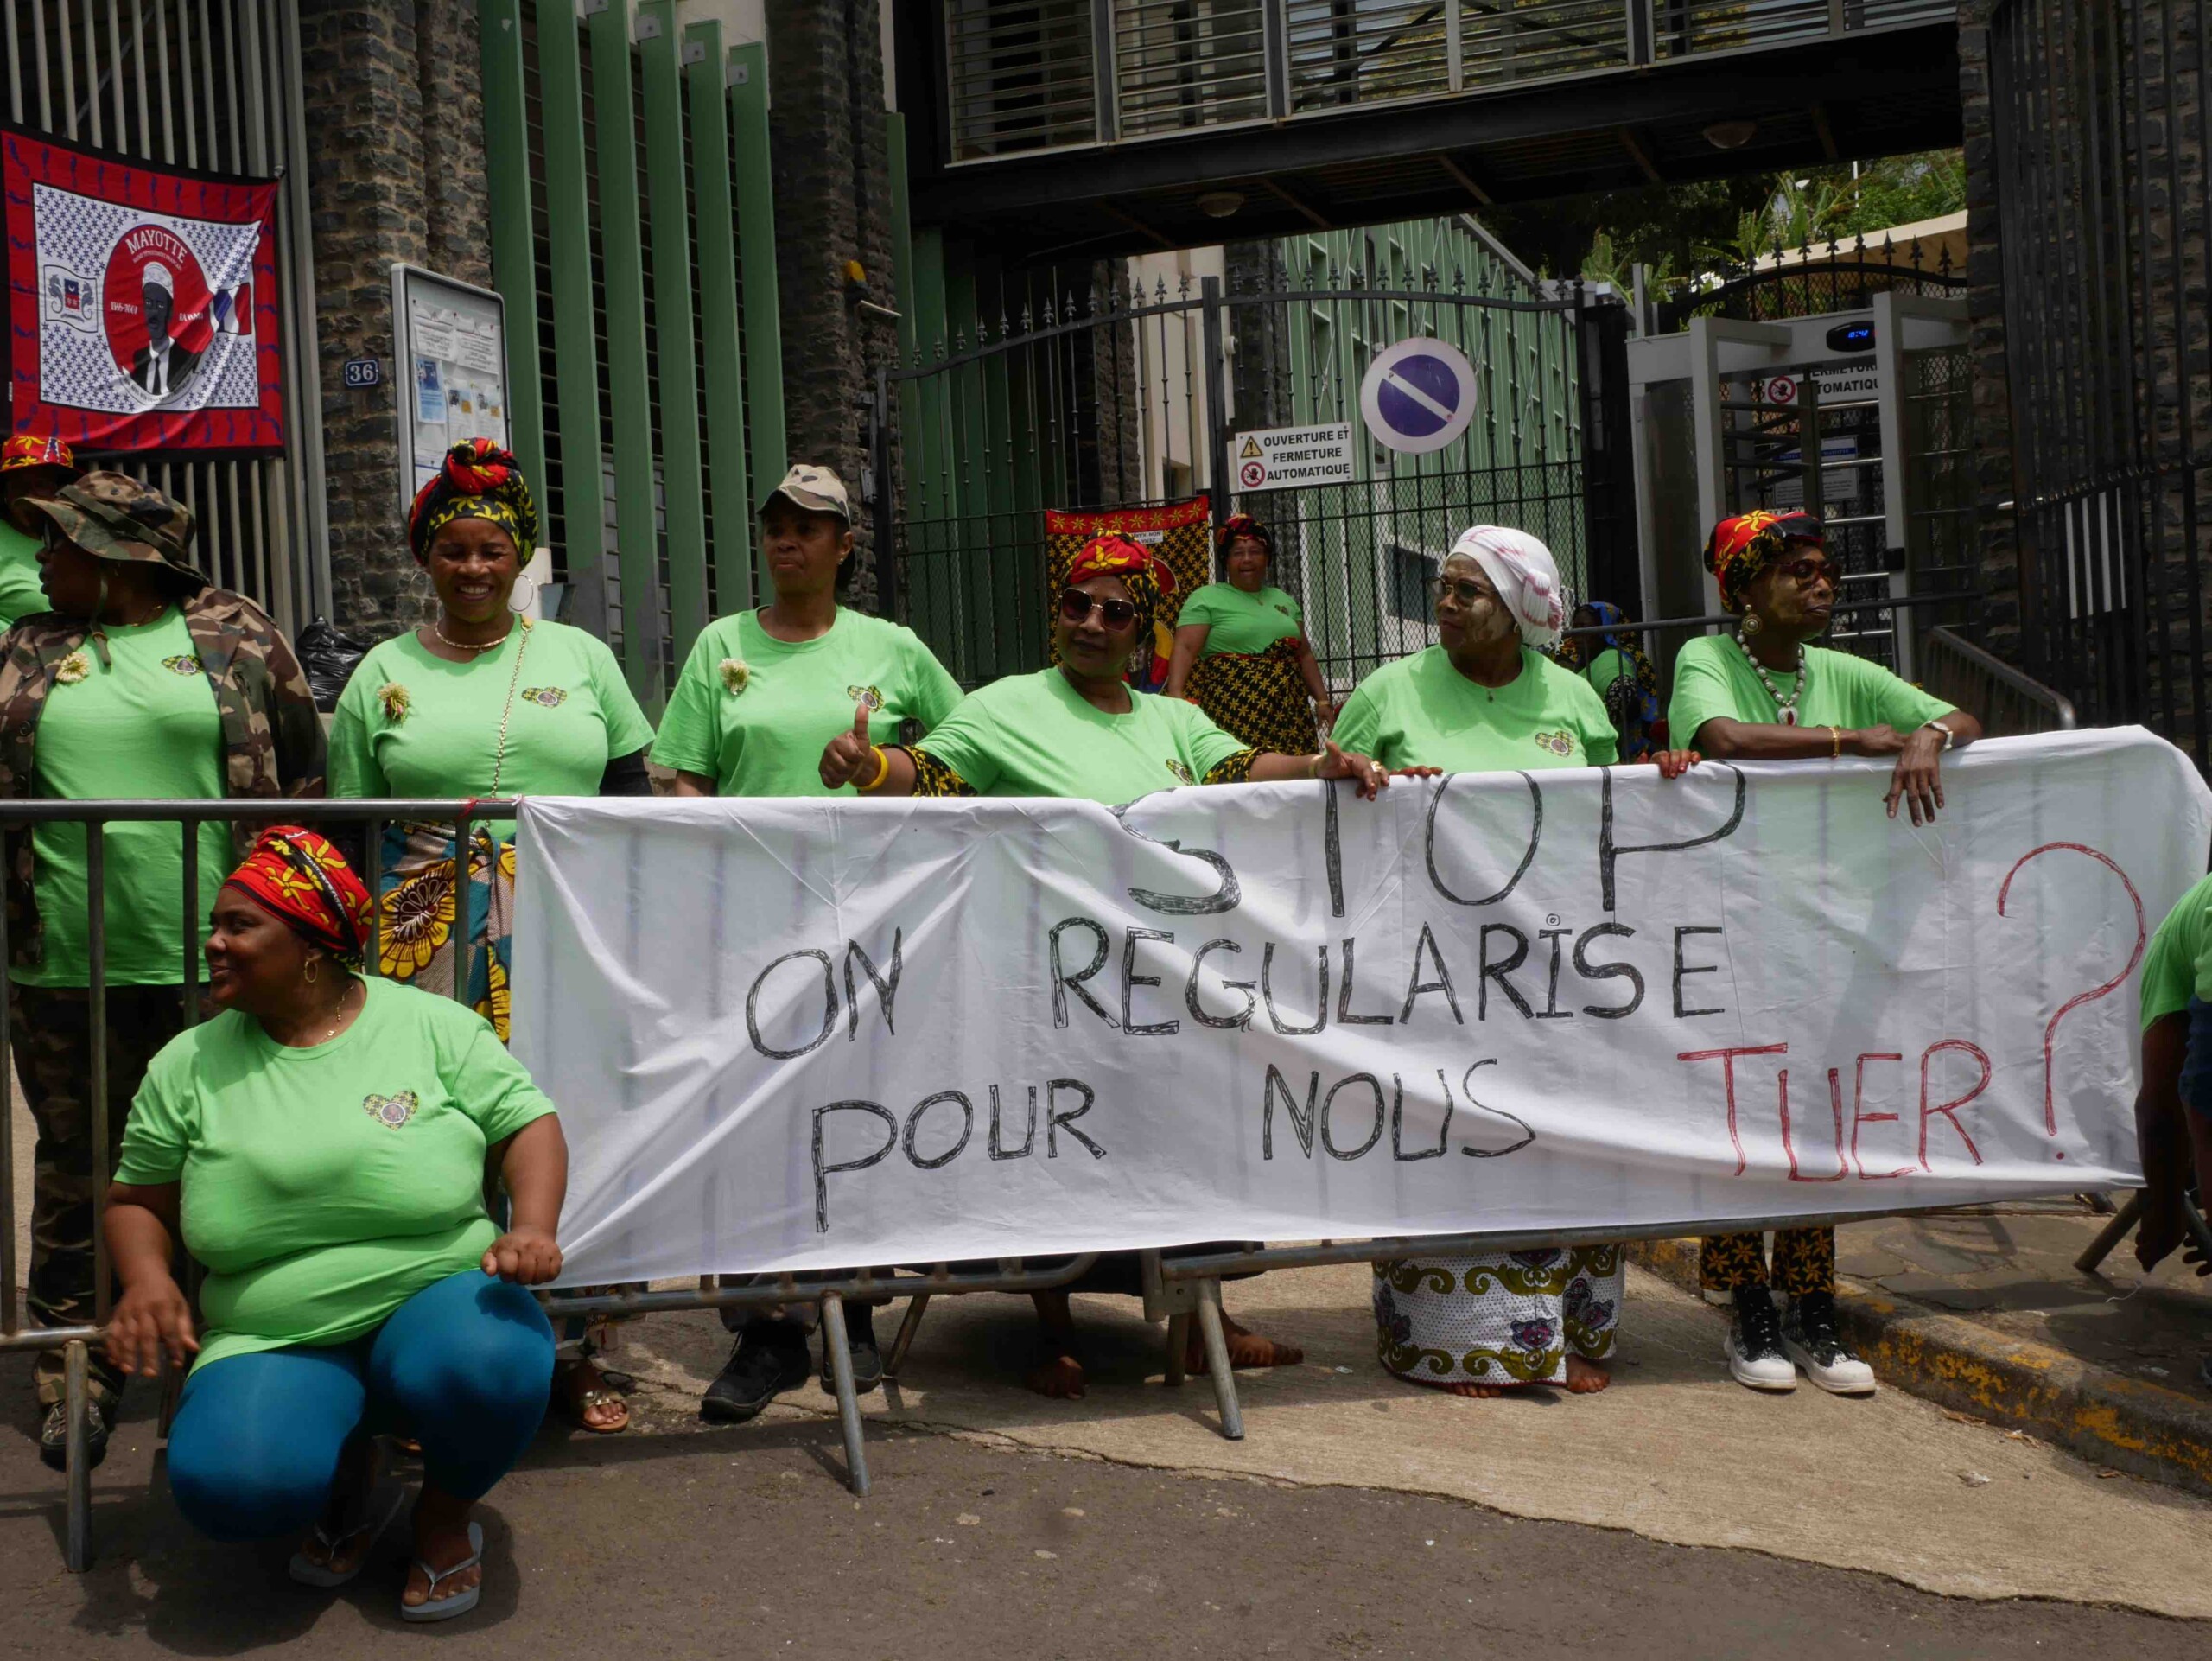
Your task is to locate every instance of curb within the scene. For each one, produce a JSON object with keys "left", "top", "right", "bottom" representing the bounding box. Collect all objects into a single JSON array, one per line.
[{"left": 1627, "top": 1238, "right": 2212, "bottom": 1499}]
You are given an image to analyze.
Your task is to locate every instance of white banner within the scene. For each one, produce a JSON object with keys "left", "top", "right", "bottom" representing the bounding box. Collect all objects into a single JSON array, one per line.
[{"left": 511, "top": 729, "right": 2211, "bottom": 1288}]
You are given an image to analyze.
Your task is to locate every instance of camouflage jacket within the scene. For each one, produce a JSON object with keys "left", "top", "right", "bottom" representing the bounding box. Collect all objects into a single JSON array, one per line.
[{"left": 0, "top": 589, "right": 327, "bottom": 971}]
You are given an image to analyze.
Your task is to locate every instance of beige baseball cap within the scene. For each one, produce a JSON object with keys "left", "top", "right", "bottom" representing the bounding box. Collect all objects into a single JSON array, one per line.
[{"left": 760, "top": 462, "right": 850, "bottom": 521}]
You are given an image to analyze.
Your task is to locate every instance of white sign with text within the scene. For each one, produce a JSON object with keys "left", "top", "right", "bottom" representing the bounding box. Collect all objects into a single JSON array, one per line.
[{"left": 512, "top": 729, "right": 2208, "bottom": 1287}]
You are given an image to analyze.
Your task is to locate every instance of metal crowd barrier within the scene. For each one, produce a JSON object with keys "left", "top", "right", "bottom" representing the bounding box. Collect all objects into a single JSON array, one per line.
[{"left": 2, "top": 797, "right": 2139, "bottom": 1575}]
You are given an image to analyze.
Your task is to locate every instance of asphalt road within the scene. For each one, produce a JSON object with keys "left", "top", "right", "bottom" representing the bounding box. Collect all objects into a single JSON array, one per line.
[{"left": 1, "top": 1380, "right": 2203, "bottom": 1659}]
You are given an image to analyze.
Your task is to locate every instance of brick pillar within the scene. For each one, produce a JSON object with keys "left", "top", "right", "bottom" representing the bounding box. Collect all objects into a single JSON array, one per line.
[
  {"left": 766, "top": 0, "right": 899, "bottom": 610},
  {"left": 297, "top": 0, "right": 491, "bottom": 638}
]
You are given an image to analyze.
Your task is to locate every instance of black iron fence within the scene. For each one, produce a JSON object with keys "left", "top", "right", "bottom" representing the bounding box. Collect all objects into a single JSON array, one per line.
[
  {"left": 874, "top": 266, "right": 1632, "bottom": 696},
  {"left": 1993, "top": 0, "right": 2211, "bottom": 769}
]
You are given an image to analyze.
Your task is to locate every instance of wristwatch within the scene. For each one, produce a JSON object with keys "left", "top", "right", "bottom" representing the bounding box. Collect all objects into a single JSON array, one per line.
[{"left": 1923, "top": 718, "right": 1956, "bottom": 751}]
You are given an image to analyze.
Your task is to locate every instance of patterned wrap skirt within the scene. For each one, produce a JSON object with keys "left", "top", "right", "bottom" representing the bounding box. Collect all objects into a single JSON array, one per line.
[
  {"left": 1373, "top": 1245, "right": 1623, "bottom": 1386},
  {"left": 1185, "top": 638, "right": 1318, "bottom": 755}
]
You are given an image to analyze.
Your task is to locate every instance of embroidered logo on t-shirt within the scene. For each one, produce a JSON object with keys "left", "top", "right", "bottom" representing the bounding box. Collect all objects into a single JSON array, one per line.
[
  {"left": 362, "top": 1090, "right": 419, "bottom": 1130},
  {"left": 1165, "top": 760, "right": 1195, "bottom": 785},
  {"left": 847, "top": 684, "right": 885, "bottom": 712},
  {"left": 1533, "top": 729, "right": 1578, "bottom": 758},
  {"left": 520, "top": 686, "right": 568, "bottom": 708},
  {"left": 161, "top": 654, "right": 202, "bottom": 676}
]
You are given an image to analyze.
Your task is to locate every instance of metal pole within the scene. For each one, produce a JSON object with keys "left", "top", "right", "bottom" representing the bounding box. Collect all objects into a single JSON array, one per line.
[
  {"left": 818, "top": 1291, "right": 870, "bottom": 1496},
  {"left": 884, "top": 1291, "right": 929, "bottom": 1380},
  {"left": 64, "top": 1340, "right": 92, "bottom": 1571},
  {"left": 1200, "top": 276, "right": 1228, "bottom": 535},
  {"left": 86, "top": 824, "right": 108, "bottom": 1322},
  {"left": 872, "top": 367, "right": 897, "bottom": 619},
  {"left": 1193, "top": 1279, "right": 1244, "bottom": 1440}
]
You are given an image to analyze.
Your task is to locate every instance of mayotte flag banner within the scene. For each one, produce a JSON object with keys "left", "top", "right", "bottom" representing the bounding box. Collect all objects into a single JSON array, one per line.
[{"left": 3, "top": 126, "right": 283, "bottom": 451}]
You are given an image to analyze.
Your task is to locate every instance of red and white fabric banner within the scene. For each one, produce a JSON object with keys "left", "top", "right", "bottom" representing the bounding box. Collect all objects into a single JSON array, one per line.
[{"left": 3, "top": 127, "right": 283, "bottom": 451}]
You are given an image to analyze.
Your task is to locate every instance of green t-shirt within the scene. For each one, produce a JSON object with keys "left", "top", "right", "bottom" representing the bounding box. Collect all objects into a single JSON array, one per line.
[
  {"left": 115, "top": 977, "right": 558, "bottom": 1372},
  {"left": 2142, "top": 870, "right": 2212, "bottom": 1030},
  {"left": 1179, "top": 582, "right": 1303, "bottom": 659},
  {"left": 652, "top": 608, "right": 964, "bottom": 797},
  {"left": 1581, "top": 648, "right": 1632, "bottom": 696},
  {"left": 16, "top": 608, "right": 231, "bottom": 989},
  {"left": 329, "top": 619, "right": 654, "bottom": 826},
  {"left": 914, "top": 667, "right": 1249, "bottom": 805},
  {"left": 0, "top": 519, "right": 49, "bottom": 629},
  {"left": 1332, "top": 646, "right": 1619, "bottom": 773},
  {"left": 1667, "top": 634, "right": 1955, "bottom": 747}
]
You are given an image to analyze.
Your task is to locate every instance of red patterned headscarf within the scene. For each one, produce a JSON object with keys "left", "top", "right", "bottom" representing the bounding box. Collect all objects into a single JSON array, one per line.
[
  {"left": 1704, "top": 509, "right": 1823, "bottom": 615},
  {"left": 407, "top": 437, "right": 541, "bottom": 559},
  {"left": 224, "top": 827, "right": 372, "bottom": 969},
  {"left": 1217, "top": 512, "right": 1274, "bottom": 565}
]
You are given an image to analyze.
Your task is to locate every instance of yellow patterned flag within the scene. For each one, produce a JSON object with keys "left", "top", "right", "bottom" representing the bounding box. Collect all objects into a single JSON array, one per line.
[{"left": 1043, "top": 494, "right": 1213, "bottom": 690}]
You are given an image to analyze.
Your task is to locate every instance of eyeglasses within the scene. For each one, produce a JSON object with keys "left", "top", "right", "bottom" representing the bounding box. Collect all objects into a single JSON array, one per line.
[
  {"left": 1429, "top": 577, "right": 1494, "bottom": 606},
  {"left": 1058, "top": 589, "right": 1140, "bottom": 629},
  {"left": 1777, "top": 556, "right": 1837, "bottom": 589}
]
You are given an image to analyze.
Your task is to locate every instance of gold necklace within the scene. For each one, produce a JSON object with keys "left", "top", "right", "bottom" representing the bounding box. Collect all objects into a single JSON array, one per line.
[
  {"left": 301, "top": 978, "right": 361, "bottom": 1047},
  {"left": 430, "top": 616, "right": 513, "bottom": 654}
]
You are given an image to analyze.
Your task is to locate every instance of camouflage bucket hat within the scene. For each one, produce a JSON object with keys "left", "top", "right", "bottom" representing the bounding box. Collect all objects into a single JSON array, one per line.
[{"left": 26, "top": 470, "right": 206, "bottom": 590}]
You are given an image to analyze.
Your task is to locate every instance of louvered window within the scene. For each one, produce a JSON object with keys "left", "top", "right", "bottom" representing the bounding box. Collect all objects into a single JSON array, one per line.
[
  {"left": 1286, "top": 0, "right": 1450, "bottom": 111},
  {"left": 945, "top": 0, "right": 1098, "bottom": 159},
  {"left": 1112, "top": 0, "right": 1269, "bottom": 137}
]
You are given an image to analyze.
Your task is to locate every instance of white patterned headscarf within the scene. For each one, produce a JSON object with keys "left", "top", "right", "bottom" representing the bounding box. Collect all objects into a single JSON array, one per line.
[{"left": 1448, "top": 525, "right": 1567, "bottom": 649}]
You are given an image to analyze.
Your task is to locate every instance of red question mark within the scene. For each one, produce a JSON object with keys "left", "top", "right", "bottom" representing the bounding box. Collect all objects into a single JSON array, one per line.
[{"left": 1996, "top": 843, "right": 2145, "bottom": 1142}]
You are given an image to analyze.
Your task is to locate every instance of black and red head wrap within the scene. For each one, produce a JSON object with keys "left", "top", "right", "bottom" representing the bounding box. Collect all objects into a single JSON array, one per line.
[
  {"left": 1703, "top": 509, "right": 1824, "bottom": 615},
  {"left": 1217, "top": 512, "right": 1274, "bottom": 568},
  {"left": 407, "top": 437, "right": 542, "bottom": 561},
  {"left": 224, "top": 828, "right": 372, "bottom": 971},
  {"left": 1064, "top": 533, "right": 1180, "bottom": 684}
]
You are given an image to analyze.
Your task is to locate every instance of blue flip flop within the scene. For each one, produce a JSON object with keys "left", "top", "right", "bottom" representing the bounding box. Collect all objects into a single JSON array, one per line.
[{"left": 398, "top": 1521, "right": 485, "bottom": 1623}]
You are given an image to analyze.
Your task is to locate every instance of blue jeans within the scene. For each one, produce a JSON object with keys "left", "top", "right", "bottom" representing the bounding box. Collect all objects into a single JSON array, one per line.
[{"left": 167, "top": 1269, "right": 555, "bottom": 1543}]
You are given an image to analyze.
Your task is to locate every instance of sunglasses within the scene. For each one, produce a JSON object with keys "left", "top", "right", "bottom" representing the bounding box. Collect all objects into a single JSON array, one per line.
[
  {"left": 1777, "top": 556, "right": 1837, "bottom": 588},
  {"left": 1058, "top": 589, "right": 1140, "bottom": 629},
  {"left": 1429, "top": 576, "right": 1495, "bottom": 606}
]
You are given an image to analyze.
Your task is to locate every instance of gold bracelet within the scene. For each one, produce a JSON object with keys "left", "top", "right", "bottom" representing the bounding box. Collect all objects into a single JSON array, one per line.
[
  {"left": 1306, "top": 752, "right": 1324, "bottom": 780},
  {"left": 1829, "top": 725, "right": 1841, "bottom": 760},
  {"left": 860, "top": 745, "right": 892, "bottom": 792}
]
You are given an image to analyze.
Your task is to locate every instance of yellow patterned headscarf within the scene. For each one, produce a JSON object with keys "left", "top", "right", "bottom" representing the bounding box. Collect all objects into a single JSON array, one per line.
[
  {"left": 408, "top": 437, "right": 541, "bottom": 558},
  {"left": 1704, "top": 509, "right": 1823, "bottom": 614}
]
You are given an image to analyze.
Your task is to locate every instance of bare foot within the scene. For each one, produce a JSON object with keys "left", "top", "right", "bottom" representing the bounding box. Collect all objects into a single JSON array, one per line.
[
  {"left": 555, "top": 1358, "right": 630, "bottom": 1433},
  {"left": 401, "top": 1486, "right": 481, "bottom": 1613},
  {"left": 1564, "top": 1355, "right": 1611, "bottom": 1394},
  {"left": 297, "top": 1438, "right": 383, "bottom": 1578},
  {"left": 1027, "top": 1353, "right": 1086, "bottom": 1399},
  {"left": 1185, "top": 1314, "right": 1305, "bottom": 1372}
]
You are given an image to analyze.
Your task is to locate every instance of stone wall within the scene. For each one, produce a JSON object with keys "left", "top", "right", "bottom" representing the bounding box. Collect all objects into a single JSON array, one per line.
[
  {"left": 297, "top": 0, "right": 492, "bottom": 638},
  {"left": 765, "top": 0, "right": 899, "bottom": 610},
  {"left": 1955, "top": 0, "right": 2020, "bottom": 663}
]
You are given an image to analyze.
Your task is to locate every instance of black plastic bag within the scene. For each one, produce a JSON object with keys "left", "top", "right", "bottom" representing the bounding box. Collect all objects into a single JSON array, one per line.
[{"left": 296, "top": 616, "right": 370, "bottom": 712}]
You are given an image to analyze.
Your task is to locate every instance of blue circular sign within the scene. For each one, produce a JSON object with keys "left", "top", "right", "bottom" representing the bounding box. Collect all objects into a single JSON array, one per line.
[{"left": 1360, "top": 337, "right": 1478, "bottom": 455}]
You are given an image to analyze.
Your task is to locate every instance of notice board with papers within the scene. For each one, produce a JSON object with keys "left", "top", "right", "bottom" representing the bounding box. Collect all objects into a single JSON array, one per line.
[{"left": 390, "top": 264, "right": 512, "bottom": 511}]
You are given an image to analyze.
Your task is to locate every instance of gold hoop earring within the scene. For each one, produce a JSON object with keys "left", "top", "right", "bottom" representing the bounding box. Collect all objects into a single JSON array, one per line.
[{"left": 304, "top": 958, "right": 320, "bottom": 986}]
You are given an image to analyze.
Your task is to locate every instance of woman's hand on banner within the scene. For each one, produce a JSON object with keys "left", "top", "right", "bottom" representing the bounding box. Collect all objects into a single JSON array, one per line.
[
  {"left": 1648, "top": 748, "right": 1702, "bottom": 780},
  {"left": 1314, "top": 740, "right": 1389, "bottom": 800}
]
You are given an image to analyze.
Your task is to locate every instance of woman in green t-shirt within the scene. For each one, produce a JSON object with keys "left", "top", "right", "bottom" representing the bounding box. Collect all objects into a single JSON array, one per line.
[
  {"left": 820, "top": 533, "right": 1389, "bottom": 1401},
  {"left": 1554, "top": 600, "right": 1662, "bottom": 761},
  {"left": 1336, "top": 527, "right": 1700, "bottom": 1405},
  {"left": 1162, "top": 512, "right": 1333, "bottom": 752},
  {"left": 0, "top": 470, "right": 323, "bottom": 1469},
  {"left": 655, "top": 464, "right": 963, "bottom": 1429},
  {"left": 1668, "top": 509, "right": 1980, "bottom": 1400},
  {"left": 104, "top": 828, "right": 567, "bottom": 1623},
  {"left": 330, "top": 439, "right": 652, "bottom": 1435},
  {"left": 2133, "top": 872, "right": 2212, "bottom": 1287}
]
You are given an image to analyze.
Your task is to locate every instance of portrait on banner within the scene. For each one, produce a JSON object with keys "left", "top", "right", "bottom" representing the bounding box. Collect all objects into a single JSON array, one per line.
[{"left": 3, "top": 126, "right": 282, "bottom": 450}]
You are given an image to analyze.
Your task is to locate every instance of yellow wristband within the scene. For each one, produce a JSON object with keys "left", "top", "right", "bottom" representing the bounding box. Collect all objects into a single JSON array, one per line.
[
  {"left": 860, "top": 745, "right": 891, "bottom": 792},
  {"left": 1830, "top": 725, "right": 1841, "bottom": 760}
]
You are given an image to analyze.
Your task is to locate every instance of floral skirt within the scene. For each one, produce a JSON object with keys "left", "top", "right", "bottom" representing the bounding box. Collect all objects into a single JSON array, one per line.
[
  {"left": 1373, "top": 1245, "right": 1622, "bottom": 1386},
  {"left": 1186, "top": 639, "right": 1318, "bottom": 755},
  {"left": 373, "top": 824, "right": 515, "bottom": 1041}
]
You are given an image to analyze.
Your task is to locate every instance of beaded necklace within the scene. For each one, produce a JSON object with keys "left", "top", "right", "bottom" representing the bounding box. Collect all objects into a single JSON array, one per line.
[{"left": 1735, "top": 630, "right": 1806, "bottom": 725}]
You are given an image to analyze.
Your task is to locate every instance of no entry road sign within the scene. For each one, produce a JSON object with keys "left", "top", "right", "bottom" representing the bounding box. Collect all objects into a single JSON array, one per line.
[{"left": 1359, "top": 337, "right": 1478, "bottom": 455}]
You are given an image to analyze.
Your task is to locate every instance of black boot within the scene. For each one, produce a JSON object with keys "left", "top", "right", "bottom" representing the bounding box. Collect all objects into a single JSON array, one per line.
[{"left": 701, "top": 1321, "right": 810, "bottom": 1424}]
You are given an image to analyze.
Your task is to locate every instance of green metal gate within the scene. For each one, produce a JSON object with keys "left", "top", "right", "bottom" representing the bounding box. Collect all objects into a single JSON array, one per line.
[{"left": 476, "top": 0, "right": 785, "bottom": 710}]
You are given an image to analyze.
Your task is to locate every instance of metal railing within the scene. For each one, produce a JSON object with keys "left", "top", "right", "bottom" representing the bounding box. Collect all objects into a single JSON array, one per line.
[
  {"left": 944, "top": 0, "right": 1955, "bottom": 162},
  {"left": 1919, "top": 626, "right": 2077, "bottom": 735}
]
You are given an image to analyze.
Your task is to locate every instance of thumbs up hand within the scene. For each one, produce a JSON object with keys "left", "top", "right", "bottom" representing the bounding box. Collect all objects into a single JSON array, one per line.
[{"left": 819, "top": 702, "right": 881, "bottom": 791}]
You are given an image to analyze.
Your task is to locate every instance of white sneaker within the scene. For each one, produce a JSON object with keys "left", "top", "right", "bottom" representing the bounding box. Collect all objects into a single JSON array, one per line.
[
  {"left": 1782, "top": 1293, "right": 1878, "bottom": 1396},
  {"left": 1725, "top": 1289, "right": 1797, "bottom": 1391}
]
